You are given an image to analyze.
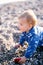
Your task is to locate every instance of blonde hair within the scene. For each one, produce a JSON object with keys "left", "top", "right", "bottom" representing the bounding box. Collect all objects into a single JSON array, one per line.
[{"left": 18, "top": 9, "right": 37, "bottom": 27}]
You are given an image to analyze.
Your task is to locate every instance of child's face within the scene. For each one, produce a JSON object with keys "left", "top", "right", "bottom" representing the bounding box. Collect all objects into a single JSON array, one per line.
[{"left": 18, "top": 18, "right": 32, "bottom": 32}]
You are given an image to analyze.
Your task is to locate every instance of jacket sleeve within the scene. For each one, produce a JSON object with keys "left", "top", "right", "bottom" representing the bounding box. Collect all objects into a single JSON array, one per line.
[
  {"left": 19, "top": 33, "right": 25, "bottom": 46},
  {"left": 24, "top": 35, "right": 39, "bottom": 58}
]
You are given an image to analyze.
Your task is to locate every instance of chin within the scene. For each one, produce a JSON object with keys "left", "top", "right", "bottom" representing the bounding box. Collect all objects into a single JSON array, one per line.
[
  {"left": 20, "top": 30, "right": 24, "bottom": 32},
  {"left": 20, "top": 29, "right": 26, "bottom": 32}
]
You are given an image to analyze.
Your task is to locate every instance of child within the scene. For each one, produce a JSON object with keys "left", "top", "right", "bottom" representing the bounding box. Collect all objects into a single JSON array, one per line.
[{"left": 14, "top": 9, "right": 43, "bottom": 64}]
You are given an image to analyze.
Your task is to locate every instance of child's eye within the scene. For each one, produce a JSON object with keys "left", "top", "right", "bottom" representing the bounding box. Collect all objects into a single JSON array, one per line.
[
  {"left": 20, "top": 23, "right": 22, "bottom": 26},
  {"left": 21, "top": 24, "right": 22, "bottom": 25}
]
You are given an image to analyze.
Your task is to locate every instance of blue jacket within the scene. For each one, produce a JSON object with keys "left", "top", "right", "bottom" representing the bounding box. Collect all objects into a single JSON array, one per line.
[{"left": 19, "top": 26, "right": 43, "bottom": 58}]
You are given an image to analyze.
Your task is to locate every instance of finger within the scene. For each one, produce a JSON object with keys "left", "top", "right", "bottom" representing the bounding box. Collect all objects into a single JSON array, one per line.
[
  {"left": 19, "top": 61, "right": 23, "bottom": 64},
  {"left": 19, "top": 60, "right": 24, "bottom": 64},
  {"left": 19, "top": 60, "right": 22, "bottom": 63}
]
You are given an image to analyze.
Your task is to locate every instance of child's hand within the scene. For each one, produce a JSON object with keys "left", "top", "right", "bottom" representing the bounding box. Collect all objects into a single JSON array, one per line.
[
  {"left": 19, "top": 56, "right": 26, "bottom": 64},
  {"left": 14, "top": 44, "right": 20, "bottom": 48},
  {"left": 13, "top": 56, "right": 26, "bottom": 64},
  {"left": 13, "top": 57, "right": 21, "bottom": 63}
]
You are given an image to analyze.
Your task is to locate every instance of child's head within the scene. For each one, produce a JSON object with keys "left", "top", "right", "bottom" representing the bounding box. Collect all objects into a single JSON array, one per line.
[{"left": 18, "top": 9, "right": 37, "bottom": 32}]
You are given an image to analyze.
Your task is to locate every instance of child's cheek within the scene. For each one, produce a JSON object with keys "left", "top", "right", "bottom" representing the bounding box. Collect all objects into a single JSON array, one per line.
[{"left": 19, "top": 25, "right": 22, "bottom": 30}]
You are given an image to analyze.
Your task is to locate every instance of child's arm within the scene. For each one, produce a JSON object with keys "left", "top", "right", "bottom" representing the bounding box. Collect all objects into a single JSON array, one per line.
[
  {"left": 19, "top": 33, "right": 25, "bottom": 46},
  {"left": 14, "top": 33, "right": 25, "bottom": 48},
  {"left": 24, "top": 35, "right": 39, "bottom": 58}
]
